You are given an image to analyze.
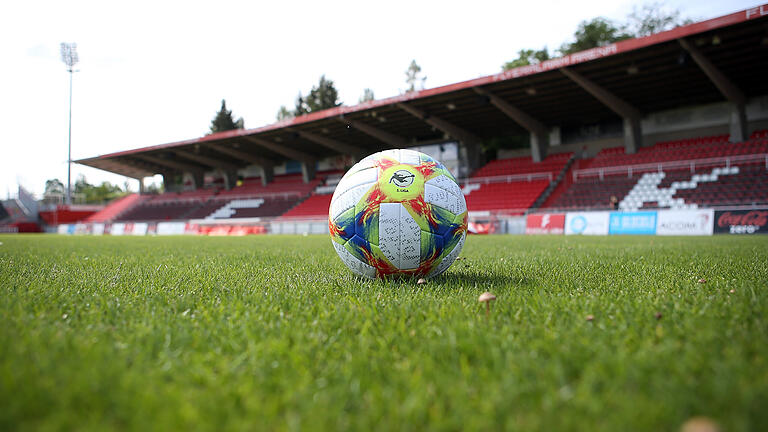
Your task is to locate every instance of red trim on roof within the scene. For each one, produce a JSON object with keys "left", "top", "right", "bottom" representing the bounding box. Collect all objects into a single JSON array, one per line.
[{"left": 86, "top": 5, "right": 767, "bottom": 161}]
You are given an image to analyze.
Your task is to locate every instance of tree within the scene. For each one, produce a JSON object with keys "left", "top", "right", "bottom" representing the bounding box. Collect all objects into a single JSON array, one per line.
[
  {"left": 559, "top": 17, "right": 632, "bottom": 55},
  {"left": 276, "top": 105, "right": 294, "bottom": 121},
  {"left": 44, "top": 179, "right": 65, "bottom": 197},
  {"left": 556, "top": 4, "right": 690, "bottom": 55},
  {"left": 624, "top": 2, "right": 692, "bottom": 37},
  {"left": 405, "top": 60, "right": 426, "bottom": 92},
  {"left": 292, "top": 75, "right": 342, "bottom": 116},
  {"left": 145, "top": 182, "right": 163, "bottom": 194},
  {"left": 359, "top": 88, "right": 375, "bottom": 103},
  {"left": 73, "top": 175, "right": 126, "bottom": 204},
  {"left": 293, "top": 92, "right": 309, "bottom": 116},
  {"left": 502, "top": 48, "right": 550, "bottom": 70},
  {"left": 209, "top": 99, "right": 244, "bottom": 134}
]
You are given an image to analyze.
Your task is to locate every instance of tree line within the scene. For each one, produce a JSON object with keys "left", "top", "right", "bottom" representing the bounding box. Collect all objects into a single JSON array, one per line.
[
  {"left": 211, "top": 3, "right": 689, "bottom": 134},
  {"left": 502, "top": 3, "right": 690, "bottom": 70},
  {"left": 42, "top": 176, "right": 137, "bottom": 205},
  {"left": 212, "top": 59, "right": 428, "bottom": 131}
]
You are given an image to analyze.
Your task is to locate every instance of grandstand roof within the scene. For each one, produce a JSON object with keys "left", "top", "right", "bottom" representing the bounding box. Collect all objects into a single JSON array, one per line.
[{"left": 78, "top": 5, "right": 768, "bottom": 179}]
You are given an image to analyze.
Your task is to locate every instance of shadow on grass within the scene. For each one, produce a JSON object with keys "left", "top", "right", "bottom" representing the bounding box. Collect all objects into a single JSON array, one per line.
[
  {"left": 430, "top": 270, "right": 536, "bottom": 287},
  {"left": 334, "top": 267, "right": 537, "bottom": 293},
  {"left": 370, "top": 269, "right": 535, "bottom": 288}
]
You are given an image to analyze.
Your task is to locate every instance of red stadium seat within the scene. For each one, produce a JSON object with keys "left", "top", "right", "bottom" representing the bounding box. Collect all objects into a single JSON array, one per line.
[{"left": 543, "top": 134, "right": 768, "bottom": 210}]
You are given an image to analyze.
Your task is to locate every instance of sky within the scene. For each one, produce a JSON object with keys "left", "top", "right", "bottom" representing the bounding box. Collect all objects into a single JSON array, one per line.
[{"left": 0, "top": 0, "right": 761, "bottom": 198}]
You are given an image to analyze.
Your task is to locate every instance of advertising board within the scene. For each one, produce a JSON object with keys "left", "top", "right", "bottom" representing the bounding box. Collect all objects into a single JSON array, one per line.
[
  {"left": 714, "top": 210, "right": 768, "bottom": 234},
  {"left": 609, "top": 211, "right": 657, "bottom": 235},
  {"left": 468, "top": 222, "right": 492, "bottom": 234},
  {"left": 157, "top": 222, "right": 186, "bottom": 235},
  {"left": 565, "top": 212, "right": 610, "bottom": 235},
  {"left": 111, "top": 223, "right": 125, "bottom": 236},
  {"left": 525, "top": 213, "right": 565, "bottom": 234},
  {"left": 131, "top": 222, "right": 149, "bottom": 236},
  {"left": 656, "top": 209, "right": 714, "bottom": 236}
]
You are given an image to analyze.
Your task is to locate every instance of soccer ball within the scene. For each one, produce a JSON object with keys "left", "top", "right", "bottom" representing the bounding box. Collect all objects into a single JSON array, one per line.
[{"left": 329, "top": 149, "right": 468, "bottom": 279}]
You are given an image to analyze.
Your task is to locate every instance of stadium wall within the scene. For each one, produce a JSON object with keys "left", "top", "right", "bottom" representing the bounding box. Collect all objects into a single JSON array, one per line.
[
  {"left": 53, "top": 208, "right": 768, "bottom": 236},
  {"left": 641, "top": 96, "right": 768, "bottom": 145}
]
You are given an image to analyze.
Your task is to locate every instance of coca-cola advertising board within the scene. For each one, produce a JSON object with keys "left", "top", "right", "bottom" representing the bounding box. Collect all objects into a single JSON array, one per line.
[
  {"left": 525, "top": 213, "right": 565, "bottom": 234},
  {"left": 714, "top": 210, "right": 768, "bottom": 234}
]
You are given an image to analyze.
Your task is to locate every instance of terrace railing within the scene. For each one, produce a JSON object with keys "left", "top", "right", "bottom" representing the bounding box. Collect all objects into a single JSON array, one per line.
[
  {"left": 459, "top": 171, "right": 553, "bottom": 186},
  {"left": 573, "top": 153, "right": 768, "bottom": 181}
]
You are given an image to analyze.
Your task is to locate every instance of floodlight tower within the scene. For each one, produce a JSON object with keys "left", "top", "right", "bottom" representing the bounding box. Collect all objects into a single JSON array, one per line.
[{"left": 60, "top": 42, "right": 79, "bottom": 205}]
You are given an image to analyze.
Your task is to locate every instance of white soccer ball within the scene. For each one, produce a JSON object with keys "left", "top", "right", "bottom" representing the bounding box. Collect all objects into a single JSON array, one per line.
[{"left": 328, "top": 149, "right": 468, "bottom": 279}]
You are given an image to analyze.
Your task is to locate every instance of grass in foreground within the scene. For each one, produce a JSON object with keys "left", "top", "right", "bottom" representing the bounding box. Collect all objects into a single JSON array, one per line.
[{"left": 0, "top": 234, "right": 767, "bottom": 431}]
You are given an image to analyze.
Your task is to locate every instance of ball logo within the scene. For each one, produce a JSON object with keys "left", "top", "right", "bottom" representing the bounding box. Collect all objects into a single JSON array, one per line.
[{"left": 389, "top": 169, "right": 415, "bottom": 188}]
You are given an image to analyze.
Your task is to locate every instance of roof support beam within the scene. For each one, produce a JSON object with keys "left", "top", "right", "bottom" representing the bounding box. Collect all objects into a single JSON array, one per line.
[
  {"left": 133, "top": 154, "right": 206, "bottom": 174},
  {"left": 174, "top": 150, "right": 240, "bottom": 171},
  {"left": 289, "top": 128, "right": 366, "bottom": 158},
  {"left": 678, "top": 37, "right": 747, "bottom": 141},
  {"left": 560, "top": 68, "right": 641, "bottom": 120},
  {"left": 473, "top": 87, "right": 546, "bottom": 135},
  {"left": 337, "top": 116, "right": 408, "bottom": 148},
  {"left": 161, "top": 173, "right": 179, "bottom": 193},
  {"left": 395, "top": 103, "right": 484, "bottom": 170},
  {"left": 207, "top": 143, "right": 275, "bottom": 167},
  {"left": 245, "top": 136, "right": 315, "bottom": 163},
  {"left": 102, "top": 159, "right": 153, "bottom": 179},
  {"left": 395, "top": 102, "right": 484, "bottom": 170},
  {"left": 560, "top": 67, "right": 642, "bottom": 153},
  {"left": 728, "top": 104, "right": 748, "bottom": 143},
  {"left": 222, "top": 170, "right": 237, "bottom": 191},
  {"left": 473, "top": 87, "right": 549, "bottom": 162},
  {"left": 174, "top": 150, "right": 243, "bottom": 190},
  {"left": 261, "top": 165, "right": 274, "bottom": 186},
  {"left": 678, "top": 38, "right": 745, "bottom": 105},
  {"left": 396, "top": 103, "right": 481, "bottom": 144},
  {"left": 207, "top": 144, "right": 276, "bottom": 186},
  {"left": 244, "top": 136, "right": 317, "bottom": 183}
]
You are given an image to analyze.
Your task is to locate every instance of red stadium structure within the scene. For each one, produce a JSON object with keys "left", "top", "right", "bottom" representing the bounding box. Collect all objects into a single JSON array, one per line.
[{"left": 37, "top": 5, "right": 766, "bottom": 234}]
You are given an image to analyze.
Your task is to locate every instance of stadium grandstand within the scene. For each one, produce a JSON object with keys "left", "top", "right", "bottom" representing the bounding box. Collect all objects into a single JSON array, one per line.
[
  {"left": 30, "top": 6, "right": 768, "bottom": 234},
  {"left": 0, "top": 187, "right": 44, "bottom": 233}
]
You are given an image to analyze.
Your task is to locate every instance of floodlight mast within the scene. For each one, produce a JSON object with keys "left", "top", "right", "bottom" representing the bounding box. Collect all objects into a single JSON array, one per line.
[{"left": 60, "top": 42, "right": 79, "bottom": 205}]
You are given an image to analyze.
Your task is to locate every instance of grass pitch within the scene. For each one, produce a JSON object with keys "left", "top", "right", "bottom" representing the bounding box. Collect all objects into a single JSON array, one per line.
[{"left": 1, "top": 234, "right": 767, "bottom": 431}]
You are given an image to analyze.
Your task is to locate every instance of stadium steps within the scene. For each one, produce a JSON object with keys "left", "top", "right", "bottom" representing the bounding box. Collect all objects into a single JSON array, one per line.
[
  {"left": 539, "top": 158, "right": 591, "bottom": 210},
  {"left": 83, "top": 193, "right": 145, "bottom": 222},
  {"left": 529, "top": 153, "right": 575, "bottom": 211}
]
